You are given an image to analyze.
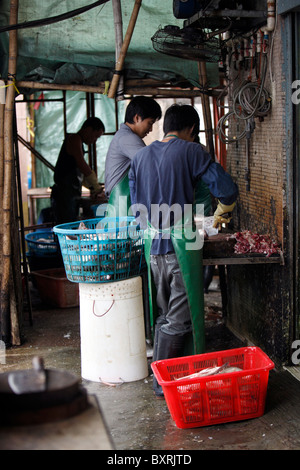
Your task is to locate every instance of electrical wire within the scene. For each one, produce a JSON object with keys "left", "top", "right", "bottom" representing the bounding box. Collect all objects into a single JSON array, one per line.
[
  {"left": 216, "top": 70, "right": 240, "bottom": 110},
  {"left": 201, "top": 0, "right": 216, "bottom": 14},
  {"left": 216, "top": 110, "right": 247, "bottom": 144},
  {"left": 215, "top": 13, "right": 274, "bottom": 145},
  {"left": 269, "top": 0, "right": 278, "bottom": 83},
  {"left": 216, "top": 57, "right": 271, "bottom": 144},
  {"left": 0, "top": 0, "right": 110, "bottom": 34},
  {"left": 232, "top": 54, "right": 271, "bottom": 120},
  {"left": 235, "top": 82, "right": 271, "bottom": 118}
]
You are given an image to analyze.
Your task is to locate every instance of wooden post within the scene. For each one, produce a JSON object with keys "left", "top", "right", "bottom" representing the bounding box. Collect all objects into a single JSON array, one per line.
[
  {"left": 112, "top": 0, "right": 124, "bottom": 101},
  {"left": 1, "top": 0, "right": 19, "bottom": 343},
  {"left": 108, "top": 0, "right": 142, "bottom": 99},
  {"left": 0, "top": 102, "right": 4, "bottom": 297},
  {"left": 17, "top": 80, "right": 106, "bottom": 94},
  {"left": 0, "top": 104, "right": 4, "bottom": 229},
  {"left": 29, "top": 94, "right": 36, "bottom": 188}
]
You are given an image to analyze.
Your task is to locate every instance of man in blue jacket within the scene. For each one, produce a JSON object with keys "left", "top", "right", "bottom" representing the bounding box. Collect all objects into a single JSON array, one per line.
[{"left": 129, "top": 104, "right": 238, "bottom": 398}]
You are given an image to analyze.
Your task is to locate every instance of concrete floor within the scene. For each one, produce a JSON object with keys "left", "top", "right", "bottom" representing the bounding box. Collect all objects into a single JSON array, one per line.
[{"left": 1, "top": 279, "right": 300, "bottom": 451}]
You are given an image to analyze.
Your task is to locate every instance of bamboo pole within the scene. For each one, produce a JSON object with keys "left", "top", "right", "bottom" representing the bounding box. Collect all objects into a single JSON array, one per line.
[
  {"left": 0, "top": 104, "right": 4, "bottom": 229},
  {"left": 108, "top": 0, "right": 142, "bottom": 99},
  {"left": 17, "top": 80, "right": 106, "bottom": 94},
  {"left": 9, "top": 164, "right": 22, "bottom": 344},
  {"left": 9, "top": 282, "right": 19, "bottom": 344},
  {"left": 13, "top": 110, "right": 31, "bottom": 335},
  {"left": 112, "top": 0, "right": 124, "bottom": 101},
  {"left": 1, "top": 0, "right": 19, "bottom": 343},
  {"left": 0, "top": 104, "right": 4, "bottom": 293},
  {"left": 125, "top": 79, "right": 174, "bottom": 87},
  {"left": 17, "top": 79, "right": 222, "bottom": 98},
  {"left": 124, "top": 87, "right": 206, "bottom": 98},
  {"left": 198, "top": 61, "right": 215, "bottom": 159},
  {"left": 29, "top": 95, "right": 36, "bottom": 188},
  {"left": 17, "top": 78, "right": 170, "bottom": 92}
]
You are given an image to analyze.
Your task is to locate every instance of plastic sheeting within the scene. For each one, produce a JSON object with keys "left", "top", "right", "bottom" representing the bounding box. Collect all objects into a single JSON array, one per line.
[
  {"left": 0, "top": 0, "right": 220, "bottom": 198},
  {"left": 0, "top": 0, "right": 219, "bottom": 87}
]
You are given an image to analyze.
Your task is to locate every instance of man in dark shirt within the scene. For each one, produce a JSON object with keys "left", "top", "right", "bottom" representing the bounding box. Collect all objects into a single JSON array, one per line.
[
  {"left": 51, "top": 117, "right": 105, "bottom": 225},
  {"left": 129, "top": 104, "right": 238, "bottom": 398}
]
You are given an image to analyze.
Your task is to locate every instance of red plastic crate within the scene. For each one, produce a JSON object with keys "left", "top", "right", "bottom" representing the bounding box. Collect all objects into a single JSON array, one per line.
[{"left": 151, "top": 347, "right": 274, "bottom": 429}]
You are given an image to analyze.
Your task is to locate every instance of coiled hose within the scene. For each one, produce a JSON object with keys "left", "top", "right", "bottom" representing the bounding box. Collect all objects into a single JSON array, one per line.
[
  {"left": 216, "top": 110, "right": 248, "bottom": 144},
  {"left": 217, "top": 54, "right": 271, "bottom": 144}
]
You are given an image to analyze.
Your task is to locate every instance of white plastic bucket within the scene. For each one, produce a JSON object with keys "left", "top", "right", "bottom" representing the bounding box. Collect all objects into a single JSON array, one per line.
[{"left": 79, "top": 276, "right": 148, "bottom": 383}]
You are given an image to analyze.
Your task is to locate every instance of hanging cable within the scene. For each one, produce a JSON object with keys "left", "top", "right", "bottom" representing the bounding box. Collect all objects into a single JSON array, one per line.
[
  {"left": 232, "top": 53, "right": 271, "bottom": 121},
  {"left": 0, "top": 0, "right": 110, "bottom": 33},
  {"left": 216, "top": 110, "right": 247, "bottom": 144},
  {"left": 216, "top": 24, "right": 272, "bottom": 145}
]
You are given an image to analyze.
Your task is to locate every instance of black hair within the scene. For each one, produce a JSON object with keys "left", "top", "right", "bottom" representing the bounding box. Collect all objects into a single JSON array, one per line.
[
  {"left": 81, "top": 117, "right": 105, "bottom": 132},
  {"left": 125, "top": 96, "right": 162, "bottom": 123},
  {"left": 163, "top": 104, "right": 200, "bottom": 137}
]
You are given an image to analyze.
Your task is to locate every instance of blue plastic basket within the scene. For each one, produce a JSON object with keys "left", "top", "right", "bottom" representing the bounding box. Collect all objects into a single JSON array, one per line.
[
  {"left": 53, "top": 217, "right": 146, "bottom": 283},
  {"left": 25, "top": 231, "right": 59, "bottom": 257}
]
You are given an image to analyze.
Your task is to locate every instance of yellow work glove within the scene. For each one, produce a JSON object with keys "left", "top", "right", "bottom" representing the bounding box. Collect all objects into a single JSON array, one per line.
[
  {"left": 213, "top": 201, "right": 236, "bottom": 230},
  {"left": 82, "top": 170, "right": 102, "bottom": 194}
]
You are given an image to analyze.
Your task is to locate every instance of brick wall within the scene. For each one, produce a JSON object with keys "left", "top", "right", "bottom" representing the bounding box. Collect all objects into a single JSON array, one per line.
[
  {"left": 223, "top": 17, "right": 293, "bottom": 365},
  {"left": 225, "top": 26, "right": 286, "bottom": 245}
]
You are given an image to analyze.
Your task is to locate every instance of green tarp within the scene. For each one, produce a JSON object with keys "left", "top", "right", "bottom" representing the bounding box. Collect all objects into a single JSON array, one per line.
[
  {"left": 0, "top": 0, "right": 220, "bottom": 200},
  {"left": 0, "top": 0, "right": 219, "bottom": 86}
]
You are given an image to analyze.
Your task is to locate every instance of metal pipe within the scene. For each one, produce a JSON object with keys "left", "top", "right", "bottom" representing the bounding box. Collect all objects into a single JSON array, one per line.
[{"left": 262, "top": 0, "right": 276, "bottom": 33}]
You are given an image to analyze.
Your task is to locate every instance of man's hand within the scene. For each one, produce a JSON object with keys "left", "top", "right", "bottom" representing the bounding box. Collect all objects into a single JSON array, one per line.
[
  {"left": 91, "top": 188, "right": 107, "bottom": 203},
  {"left": 213, "top": 201, "right": 236, "bottom": 230},
  {"left": 82, "top": 170, "right": 102, "bottom": 195}
]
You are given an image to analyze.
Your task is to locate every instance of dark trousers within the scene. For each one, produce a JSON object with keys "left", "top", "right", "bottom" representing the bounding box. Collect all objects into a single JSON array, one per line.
[
  {"left": 51, "top": 183, "right": 81, "bottom": 225},
  {"left": 150, "top": 253, "right": 192, "bottom": 336}
]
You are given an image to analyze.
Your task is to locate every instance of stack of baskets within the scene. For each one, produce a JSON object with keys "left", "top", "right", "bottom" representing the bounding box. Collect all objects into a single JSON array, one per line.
[
  {"left": 53, "top": 217, "right": 147, "bottom": 283},
  {"left": 25, "top": 230, "right": 62, "bottom": 271}
]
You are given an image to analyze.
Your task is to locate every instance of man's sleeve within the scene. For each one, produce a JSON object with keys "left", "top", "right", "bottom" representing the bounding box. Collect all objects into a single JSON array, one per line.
[
  {"left": 120, "top": 133, "right": 145, "bottom": 160},
  {"left": 191, "top": 145, "right": 238, "bottom": 205},
  {"left": 200, "top": 161, "right": 238, "bottom": 205}
]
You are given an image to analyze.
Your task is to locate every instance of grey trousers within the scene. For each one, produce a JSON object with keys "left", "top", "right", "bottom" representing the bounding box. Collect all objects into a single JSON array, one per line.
[{"left": 150, "top": 253, "right": 192, "bottom": 336}]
